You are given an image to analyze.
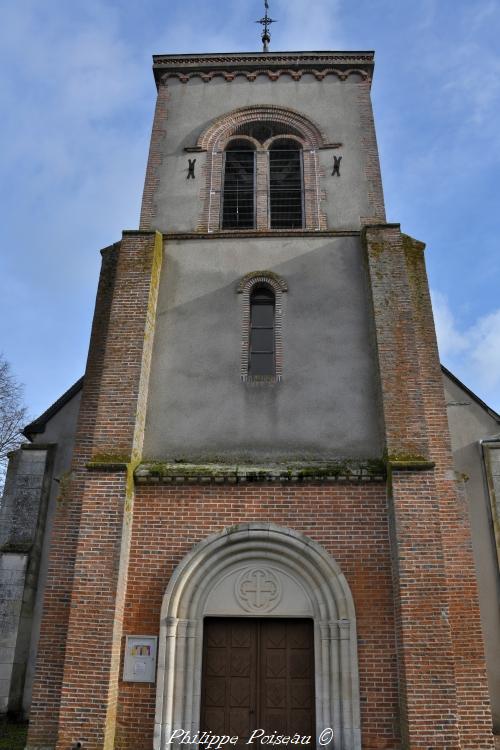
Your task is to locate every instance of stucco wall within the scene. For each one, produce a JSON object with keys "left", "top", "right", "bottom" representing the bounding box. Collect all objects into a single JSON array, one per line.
[
  {"left": 143, "top": 235, "right": 382, "bottom": 462},
  {"left": 151, "top": 76, "right": 377, "bottom": 232},
  {"left": 443, "top": 371, "right": 500, "bottom": 732}
]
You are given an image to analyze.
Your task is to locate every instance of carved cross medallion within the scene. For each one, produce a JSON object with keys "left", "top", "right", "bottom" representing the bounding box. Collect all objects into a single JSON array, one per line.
[{"left": 235, "top": 567, "right": 282, "bottom": 613}]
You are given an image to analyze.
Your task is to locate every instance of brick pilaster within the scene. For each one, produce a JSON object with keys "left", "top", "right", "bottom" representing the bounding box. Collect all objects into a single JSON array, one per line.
[
  {"left": 364, "top": 224, "right": 429, "bottom": 460},
  {"left": 389, "top": 469, "right": 461, "bottom": 749},
  {"left": 91, "top": 231, "right": 163, "bottom": 461},
  {"left": 357, "top": 82, "right": 386, "bottom": 222},
  {"left": 27, "top": 243, "right": 120, "bottom": 749},
  {"left": 404, "top": 236, "right": 494, "bottom": 747},
  {"left": 27, "top": 231, "right": 163, "bottom": 750},
  {"left": 140, "top": 82, "right": 169, "bottom": 230},
  {"left": 54, "top": 469, "right": 132, "bottom": 750},
  {"left": 365, "top": 223, "right": 494, "bottom": 748}
]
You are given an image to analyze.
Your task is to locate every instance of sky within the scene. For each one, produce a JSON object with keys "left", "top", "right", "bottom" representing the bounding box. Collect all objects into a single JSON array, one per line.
[{"left": 0, "top": 0, "right": 499, "bottom": 422}]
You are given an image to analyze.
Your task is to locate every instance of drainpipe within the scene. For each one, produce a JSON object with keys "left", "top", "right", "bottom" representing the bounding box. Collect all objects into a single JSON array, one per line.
[{"left": 479, "top": 435, "right": 500, "bottom": 576}]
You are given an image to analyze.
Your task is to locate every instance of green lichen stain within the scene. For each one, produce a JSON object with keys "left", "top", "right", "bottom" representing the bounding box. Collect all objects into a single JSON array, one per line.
[
  {"left": 56, "top": 470, "right": 73, "bottom": 506},
  {"left": 125, "top": 459, "right": 140, "bottom": 515},
  {"left": 138, "top": 458, "right": 386, "bottom": 481},
  {"left": 368, "top": 241, "right": 385, "bottom": 261},
  {"left": 0, "top": 718, "right": 27, "bottom": 750},
  {"left": 89, "top": 453, "right": 131, "bottom": 465},
  {"left": 402, "top": 233, "right": 426, "bottom": 259},
  {"left": 386, "top": 451, "right": 434, "bottom": 469},
  {"left": 402, "top": 234, "right": 428, "bottom": 300},
  {"left": 131, "top": 231, "right": 163, "bottom": 464}
]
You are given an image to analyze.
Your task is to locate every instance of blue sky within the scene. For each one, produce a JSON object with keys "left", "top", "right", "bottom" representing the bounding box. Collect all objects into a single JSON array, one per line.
[{"left": 1, "top": 0, "right": 499, "bottom": 420}]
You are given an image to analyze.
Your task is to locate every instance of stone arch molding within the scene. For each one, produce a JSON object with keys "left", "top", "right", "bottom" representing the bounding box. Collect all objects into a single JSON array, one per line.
[{"left": 154, "top": 523, "right": 361, "bottom": 750}]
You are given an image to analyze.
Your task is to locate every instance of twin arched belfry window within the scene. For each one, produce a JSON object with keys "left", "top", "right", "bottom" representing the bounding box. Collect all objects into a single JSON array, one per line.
[{"left": 222, "top": 137, "right": 303, "bottom": 230}]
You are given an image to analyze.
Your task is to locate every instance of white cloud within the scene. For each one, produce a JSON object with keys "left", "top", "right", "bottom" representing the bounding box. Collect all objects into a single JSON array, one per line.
[
  {"left": 431, "top": 290, "right": 468, "bottom": 357},
  {"left": 416, "top": 2, "right": 500, "bottom": 140},
  {"left": 273, "top": 0, "right": 343, "bottom": 50},
  {"left": 431, "top": 290, "right": 500, "bottom": 410},
  {"left": 469, "top": 309, "right": 500, "bottom": 389},
  {"left": 416, "top": 0, "right": 438, "bottom": 31},
  {"left": 0, "top": 1, "right": 153, "bottom": 415}
]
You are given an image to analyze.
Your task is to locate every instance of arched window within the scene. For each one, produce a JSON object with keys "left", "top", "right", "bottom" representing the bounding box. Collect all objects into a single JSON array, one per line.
[
  {"left": 269, "top": 139, "right": 303, "bottom": 229},
  {"left": 198, "top": 106, "right": 326, "bottom": 232},
  {"left": 221, "top": 140, "right": 255, "bottom": 229},
  {"left": 249, "top": 286, "right": 275, "bottom": 377}
]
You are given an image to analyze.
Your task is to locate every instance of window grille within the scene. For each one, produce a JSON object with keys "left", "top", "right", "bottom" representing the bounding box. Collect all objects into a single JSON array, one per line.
[
  {"left": 269, "top": 141, "right": 303, "bottom": 229},
  {"left": 249, "top": 286, "right": 275, "bottom": 377},
  {"left": 221, "top": 141, "right": 255, "bottom": 229}
]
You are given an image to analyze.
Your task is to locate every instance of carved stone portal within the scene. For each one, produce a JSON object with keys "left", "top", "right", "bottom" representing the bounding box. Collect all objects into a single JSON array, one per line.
[{"left": 154, "top": 523, "right": 361, "bottom": 750}]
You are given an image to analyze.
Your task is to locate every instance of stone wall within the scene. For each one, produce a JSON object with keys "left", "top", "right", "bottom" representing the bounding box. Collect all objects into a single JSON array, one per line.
[{"left": 0, "top": 445, "right": 53, "bottom": 716}]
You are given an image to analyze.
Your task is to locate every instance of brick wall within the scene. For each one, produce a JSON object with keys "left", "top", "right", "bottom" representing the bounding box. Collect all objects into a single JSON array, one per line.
[{"left": 116, "top": 482, "right": 400, "bottom": 750}]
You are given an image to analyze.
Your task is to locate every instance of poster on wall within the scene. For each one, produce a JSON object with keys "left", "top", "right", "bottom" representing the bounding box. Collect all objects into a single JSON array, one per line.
[{"left": 123, "top": 635, "right": 158, "bottom": 683}]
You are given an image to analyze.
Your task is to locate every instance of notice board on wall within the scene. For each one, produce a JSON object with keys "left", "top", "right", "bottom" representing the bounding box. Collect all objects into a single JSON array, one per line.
[{"left": 123, "top": 635, "right": 158, "bottom": 683}]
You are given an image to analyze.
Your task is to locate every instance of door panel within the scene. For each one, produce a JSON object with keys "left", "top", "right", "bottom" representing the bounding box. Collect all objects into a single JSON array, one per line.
[
  {"left": 202, "top": 620, "right": 257, "bottom": 747},
  {"left": 201, "top": 619, "right": 315, "bottom": 748},
  {"left": 260, "top": 620, "right": 315, "bottom": 746}
]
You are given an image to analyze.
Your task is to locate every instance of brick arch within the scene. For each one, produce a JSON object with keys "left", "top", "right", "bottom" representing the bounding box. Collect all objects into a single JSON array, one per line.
[
  {"left": 197, "top": 105, "right": 326, "bottom": 151},
  {"left": 225, "top": 134, "right": 260, "bottom": 151},
  {"left": 197, "top": 106, "right": 327, "bottom": 232},
  {"left": 263, "top": 133, "right": 305, "bottom": 150},
  {"left": 236, "top": 272, "right": 288, "bottom": 382},
  {"left": 160, "top": 68, "right": 370, "bottom": 85}
]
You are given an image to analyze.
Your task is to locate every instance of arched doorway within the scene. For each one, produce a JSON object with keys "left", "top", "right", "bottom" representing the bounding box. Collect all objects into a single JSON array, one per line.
[{"left": 154, "top": 523, "right": 361, "bottom": 750}]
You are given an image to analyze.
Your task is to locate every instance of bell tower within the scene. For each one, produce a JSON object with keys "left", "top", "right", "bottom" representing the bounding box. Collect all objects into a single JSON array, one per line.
[
  {"left": 24, "top": 39, "right": 495, "bottom": 750},
  {"left": 137, "top": 51, "right": 385, "bottom": 465}
]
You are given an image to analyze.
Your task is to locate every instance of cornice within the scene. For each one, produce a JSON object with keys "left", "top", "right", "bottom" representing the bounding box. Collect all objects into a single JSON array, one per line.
[
  {"left": 162, "top": 230, "right": 361, "bottom": 240},
  {"left": 152, "top": 51, "right": 374, "bottom": 87},
  {"left": 135, "top": 460, "right": 386, "bottom": 485}
]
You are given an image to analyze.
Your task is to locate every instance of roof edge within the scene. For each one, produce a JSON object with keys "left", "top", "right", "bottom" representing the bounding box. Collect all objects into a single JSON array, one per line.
[
  {"left": 152, "top": 51, "right": 375, "bottom": 84},
  {"left": 153, "top": 50, "right": 375, "bottom": 60},
  {"left": 22, "top": 366, "right": 498, "bottom": 444},
  {"left": 23, "top": 376, "right": 84, "bottom": 440},
  {"left": 441, "top": 365, "right": 500, "bottom": 423}
]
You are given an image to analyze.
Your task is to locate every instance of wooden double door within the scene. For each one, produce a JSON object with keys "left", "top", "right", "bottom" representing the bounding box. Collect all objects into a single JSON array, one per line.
[{"left": 200, "top": 618, "right": 315, "bottom": 747}]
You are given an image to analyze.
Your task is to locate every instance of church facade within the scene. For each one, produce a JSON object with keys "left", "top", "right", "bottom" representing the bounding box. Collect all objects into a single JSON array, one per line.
[{"left": 1, "top": 50, "right": 499, "bottom": 750}]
